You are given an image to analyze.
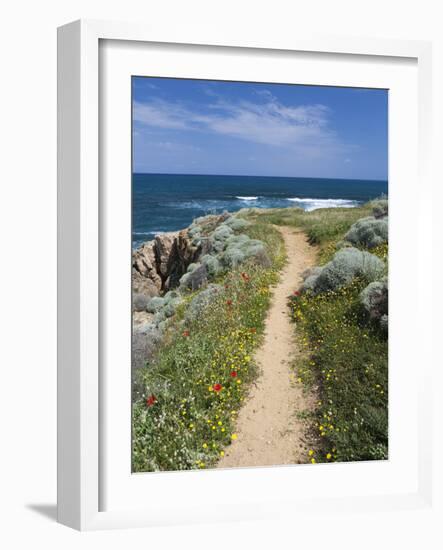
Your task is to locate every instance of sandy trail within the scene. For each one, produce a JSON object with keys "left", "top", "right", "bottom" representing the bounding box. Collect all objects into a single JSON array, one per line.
[{"left": 217, "top": 226, "right": 317, "bottom": 468}]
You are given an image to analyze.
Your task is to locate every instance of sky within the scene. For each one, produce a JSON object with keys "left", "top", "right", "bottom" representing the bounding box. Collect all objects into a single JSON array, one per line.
[{"left": 132, "top": 77, "right": 388, "bottom": 180}]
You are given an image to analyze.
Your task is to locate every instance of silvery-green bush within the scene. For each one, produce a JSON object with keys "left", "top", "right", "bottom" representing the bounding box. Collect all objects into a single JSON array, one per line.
[
  {"left": 221, "top": 247, "right": 246, "bottom": 268},
  {"left": 186, "top": 263, "right": 198, "bottom": 273},
  {"left": 344, "top": 216, "right": 388, "bottom": 249},
  {"left": 360, "top": 279, "right": 388, "bottom": 320},
  {"left": 371, "top": 199, "right": 388, "bottom": 219},
  {"left": 185, "top": 284, "right": 222, "bottom": 321},
  {"left": 210, "top": 238, "right": 225, "bottom": 254},
  {"left": 301, "top": 266, "right": 324, "bottom": 292},
  {"left": 179, "top": 272, "right": 191, "bottom": 291},
  {"left": 213, "top": 224, "right": 233, "bottom": 241},
  {"left": 133, "top": 293, "right": 151, "bottom": 312},
  {"left": 224, "top": 217, "right": 251, "bottom": 231},
  {"left": 179, "top": 264, "right": 208, "bottom": 291},
  {"left": 188, "top": 225, "right": 202, "bottom": 238},
  {"left": 163, "top": 290, "right": 181, "bottom": 304},
  {"left": 146, "top": 296, "right": 166, "bottom": 313},
  {"left": 132, "top": 322, "right": 163, "bottom": 370},
  {"left": 201, "top": 254, "right": 222, "bottom": 277},
  {"left": 302, "top": 247, "right": 385, "bottom": 294},
  {"left": 225, "top": 234, "right": 250, "bottom": 248}
]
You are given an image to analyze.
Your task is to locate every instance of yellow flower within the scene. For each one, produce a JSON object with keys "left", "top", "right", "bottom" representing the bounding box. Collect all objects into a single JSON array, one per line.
[
  {"left": 217, "top": 421, "right": 222, "bottom": 426},
  {"left": 220, "top": 451, "right": 225, "bottom": 457},
  {"left": 326, "top": 453, "right": 332, "bottom": 460},
  {"left": 202, "top": 443, "right": 208, "bottom": 449},
  {"left": 208, "top": 386, "right": 213, "bottom": 392},
  {"left": 311, "top": 458, "right": 316, "bottom": 464},
  {"left": 308, "top": 450, "right": 314, "bottom": 456},
  {"left": 231, "top": 433, "right": 238, "bottom": 440}
]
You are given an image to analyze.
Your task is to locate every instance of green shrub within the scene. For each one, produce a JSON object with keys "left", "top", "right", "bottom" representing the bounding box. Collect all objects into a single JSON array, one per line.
[
  {"left": 186, "top": 263, "right": 198, "bottom": 273},
  {"left": 303, "top": 247, "right": 385, "bottom": 294},
  {"left": 360, "top": 280, "right": 388, "bottom": 321},
  {"left": 132, "top": 323, "right": 163, "bottom": 371},
  {"left": 133, "top": 293, "right": 151, "bottom": 312},
  {"left": 225, "top": 234, "right": 250, "bottom": 247},
  {"left": 185, "top": 284, "right": 222, "bottom": 321},
  {"left": 180, "top": 264, "right": 208, "bottom": 291},
  {"left": 344, "top": 216, "right": 388, "bottom": 249},
  {"left": 188, "top": 225, "right": 202, "bottom": 238},
  {"left": 371, "top": 199, "right": 388, "bottom": 219},
  {"left": 224, "top": 217, "right": 251, "bottom": 231},
  {"left": 146, "top": 296, "right": 166, "bottom": 313},
  {"left": 213, "top": 224, "right": 233, "bottom": 241},
  {"left": 221, "top": 247, "right": 246, "bottom": 268},
  {"left": 201, "top": 254, "right": 222, "bottom": 277}
]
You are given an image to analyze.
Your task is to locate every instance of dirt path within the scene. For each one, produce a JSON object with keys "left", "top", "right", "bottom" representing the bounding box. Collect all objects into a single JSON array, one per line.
[{"left": 217, "top": 226, "right": 317, "bottom": 469}]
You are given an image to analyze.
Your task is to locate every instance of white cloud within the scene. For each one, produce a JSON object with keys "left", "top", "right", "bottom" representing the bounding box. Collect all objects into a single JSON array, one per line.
[{"left": 133, "top": 96, "right": 345, "bottom": 156}]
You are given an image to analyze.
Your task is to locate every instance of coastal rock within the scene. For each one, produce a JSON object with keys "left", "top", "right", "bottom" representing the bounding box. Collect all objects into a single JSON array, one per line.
[
  {"left": 133, "top": 241, "right": 162, "bottom": 294},
  {"left": 154, "top": 233, "right": 177, "bottom": 279},
  {"left": 163, "top": 230, "right": 201, "bottom": 291}
]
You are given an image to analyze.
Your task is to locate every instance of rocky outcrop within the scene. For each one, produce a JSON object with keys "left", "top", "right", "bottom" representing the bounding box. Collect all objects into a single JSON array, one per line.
[{"left": 132, "top": 229, "right": 202, "bottom": 304}]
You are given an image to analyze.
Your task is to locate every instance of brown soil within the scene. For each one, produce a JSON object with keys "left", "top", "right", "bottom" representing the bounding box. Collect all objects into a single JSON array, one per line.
[{"left": 217, "top": 226, "right": 318, "bottom": 469}]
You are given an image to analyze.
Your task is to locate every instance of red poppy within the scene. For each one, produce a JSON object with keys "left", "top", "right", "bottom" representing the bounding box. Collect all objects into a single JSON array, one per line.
[
  {"left": 226, "top": 299, "right": 233, "bottom": 306},
  {"left": 182, "top": 330, "right": 190, "bottom": 337},
  {"left": 230, "top": 371, "right": 238, "bottom": 378},
  {"left": 146, "top": 395, "right": 157, "bottom": 407},
  {"left": 293, "top": 290, "right": 301, "bottom": 296},
  {"left": 213, "top": 383, "right": 223, "bottom": 392}
]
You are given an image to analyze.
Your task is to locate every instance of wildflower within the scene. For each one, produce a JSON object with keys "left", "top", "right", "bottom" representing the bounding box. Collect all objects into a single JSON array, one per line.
[
  {"left": 230, "top": 371, "right": 238, "bottom": 378},
  {"left": 241, "top": 272, "right": 250, "bottom": 282},
  {"left": 308, "top": 450, "right": 314, "bottom": 457},
  {"left": 311, "top": 458, "right": 316, "bottom": 464},
  {"left": 326, "top": 453, "right": 332, "bottom": 460},
  {"left": 213, "top": 383, "right": 223, "bottom": 392},
  {"left": 202, "top": 443, "right": 208, "bottom": 449},
  {"left": 182, "top": 330, "right": 190, "bottom": 337},
  {"left": 231, "top": 433, "right": 238, "bottom": 440},
  {"left": 226, "top": 299, "right": 233, "bottom": 306},
  {"left": 293, "top": 290, "right": 300, "bottom": 296},
  {"left": 220, "top": 451, "right": 225, "bottom": 457},
  {"left": 146, "top": 395, "right": 157, "bottom": 407}
]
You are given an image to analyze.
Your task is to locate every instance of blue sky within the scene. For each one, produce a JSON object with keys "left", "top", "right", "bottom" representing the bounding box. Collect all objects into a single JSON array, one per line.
[{"left": 133, "top": 77, "right": 388, "bottom": 180}]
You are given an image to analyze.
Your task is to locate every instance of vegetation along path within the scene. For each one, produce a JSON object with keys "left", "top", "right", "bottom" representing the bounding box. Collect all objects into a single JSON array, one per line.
[{"left": 218, "top": 226, "right": 317, "bottom": 468}]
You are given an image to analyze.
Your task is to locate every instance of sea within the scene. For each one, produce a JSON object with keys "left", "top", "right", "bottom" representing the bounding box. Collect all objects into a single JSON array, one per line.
[{"left": 132, "top": 173, "right": 388, "bottom": 249}]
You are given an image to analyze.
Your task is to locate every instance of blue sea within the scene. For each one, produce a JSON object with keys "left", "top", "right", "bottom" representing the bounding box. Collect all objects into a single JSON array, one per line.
[{"left": 132, "top": 174, "right": 388, "bottom": 249}]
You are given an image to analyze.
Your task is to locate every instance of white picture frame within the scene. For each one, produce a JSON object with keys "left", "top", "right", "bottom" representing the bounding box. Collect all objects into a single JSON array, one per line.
[{"left": 57, "top": 19, "right": 433, "bottom": 531}]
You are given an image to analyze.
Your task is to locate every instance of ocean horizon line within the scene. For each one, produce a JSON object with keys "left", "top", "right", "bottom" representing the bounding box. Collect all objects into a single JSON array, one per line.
[{"left": 132, "top": 172, "right": 388, "bottom": 184}]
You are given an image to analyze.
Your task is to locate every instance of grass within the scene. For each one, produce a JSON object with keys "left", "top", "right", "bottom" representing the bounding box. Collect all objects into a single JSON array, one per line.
[
  {"left": 132, "top": 223, "right": 285, "bottom": 472},
  {"left": 243, "top": 205, "right": 373, "bottom": 263},
  {"left": 291, "top": 280, "right": 388, "bottom": 463}
]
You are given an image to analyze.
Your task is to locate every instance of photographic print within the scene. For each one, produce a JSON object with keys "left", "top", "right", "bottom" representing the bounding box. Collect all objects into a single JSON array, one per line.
[{"left": 131, "top": 77, "right": 388, "bottom": 472}]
